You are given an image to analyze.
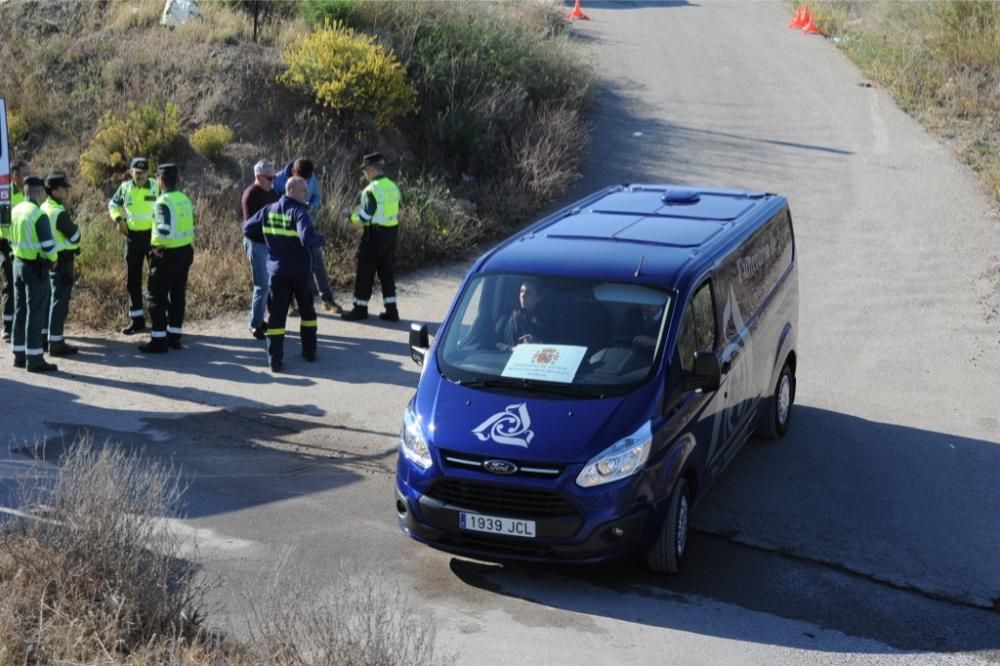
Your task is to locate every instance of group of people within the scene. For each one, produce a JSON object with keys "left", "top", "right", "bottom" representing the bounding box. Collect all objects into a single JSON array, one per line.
[
  {"left": 0, "top": 162, "right": 80, "bottom": 371},
  {"left": 0, "top": 151, "right": 402, "bottom": 374},
  {"left": 240, "top": 152, "right": 402, "bottom": 372}
]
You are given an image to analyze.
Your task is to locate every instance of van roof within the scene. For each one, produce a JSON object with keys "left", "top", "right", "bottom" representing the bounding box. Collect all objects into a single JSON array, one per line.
[{"left": 478, "top": 184, "right": 786, "bottom": 287}]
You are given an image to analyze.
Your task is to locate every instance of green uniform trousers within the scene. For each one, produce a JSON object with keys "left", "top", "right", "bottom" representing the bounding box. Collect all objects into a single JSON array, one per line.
[
  {"left": 12, "top": 259, "right": 52, "bottom": 356},
  {"left": 47, "top": 255, "right": 75, "bottom": 341}
]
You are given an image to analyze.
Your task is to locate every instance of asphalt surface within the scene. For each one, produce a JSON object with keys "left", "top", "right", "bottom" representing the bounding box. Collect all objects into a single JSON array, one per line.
[{"left": 2, "top": 1, "right": 999, "bottom": 664}]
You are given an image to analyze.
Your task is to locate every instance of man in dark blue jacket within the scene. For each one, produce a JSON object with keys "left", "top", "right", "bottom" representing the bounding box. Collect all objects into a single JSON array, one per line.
[{"left": 242, "top": 177, "right": 325, "bottom": 373}]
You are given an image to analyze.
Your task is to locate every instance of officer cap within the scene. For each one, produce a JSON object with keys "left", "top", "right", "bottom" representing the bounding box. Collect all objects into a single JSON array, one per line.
[
  {"left": 44, "top": 172, "right": 72, "bottom": 190},
  {"left": 23, "top": 176, "right": 45, "bottom": 189},
  {"left": 157, "top": 163, "right": 178, "bottom": 177},
  {"left": 361, "top": 152, "right": 386, "bottom": 168},
  {"left": 131, "top": 157, "right": 150, "bottom": 171}
]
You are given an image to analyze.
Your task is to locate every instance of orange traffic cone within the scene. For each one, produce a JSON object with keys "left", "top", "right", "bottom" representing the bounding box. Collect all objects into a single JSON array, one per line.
[
  {"left": 786, "top": 4, "right": 806, "bottom": 29},
  {"left": 801, "top": 8, "right": 825, "bottom": 36},
  {"left": 565, "top": 0, "right": 590, "bottom": 21}
]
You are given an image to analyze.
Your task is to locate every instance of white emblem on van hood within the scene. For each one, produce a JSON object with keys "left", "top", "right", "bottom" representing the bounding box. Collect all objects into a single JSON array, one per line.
[{"left": 473, "top": 403, "right": 534, "bottom": 448}]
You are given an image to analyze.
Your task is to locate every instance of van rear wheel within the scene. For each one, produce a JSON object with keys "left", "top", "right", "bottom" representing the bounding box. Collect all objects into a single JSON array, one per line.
[
  {"left": 646, "top": 478, "right": 690, "bottom": 574},
  {"left": 756, "top": 362, "right": 795, "bottom": 440}
]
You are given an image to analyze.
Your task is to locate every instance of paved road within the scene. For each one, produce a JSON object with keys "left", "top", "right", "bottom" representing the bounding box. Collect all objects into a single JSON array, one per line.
[{"left": 2, "top": 1, "right": 999, "bottom": 664}]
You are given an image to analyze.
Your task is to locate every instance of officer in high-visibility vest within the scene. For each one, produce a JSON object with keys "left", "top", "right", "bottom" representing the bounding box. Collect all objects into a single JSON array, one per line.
[
  {"left": 41, "top": 172, "right": 82, "bottom": 357},
  {"left": 1, "top": 159, "right": 29, "bottom": 343},
  {"left": 109, "top": 156, "right": 160, "bottom": 335},
  {"left": 138, "top": 164, "right": 194, "bottom": 354},
  {"left": 341, "top": 152, "right": 402, "bottom": 323},
  {"left": 9, "top": 176, "right": 58, "bottom": 372}
]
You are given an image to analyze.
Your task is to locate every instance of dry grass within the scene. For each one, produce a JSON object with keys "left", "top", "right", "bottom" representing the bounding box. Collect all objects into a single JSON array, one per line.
[
  {"left": 0, "top": 437, "right": 205, "bottom": 664},
  {"left": 808, "top": 0, "right": 1000, "bottom": 203},
  {"left": 0, "top": 437, "right": 447, "bottom": 665},
  {"left": 246, "top": 567, "right": 440, "bottom": 666}
]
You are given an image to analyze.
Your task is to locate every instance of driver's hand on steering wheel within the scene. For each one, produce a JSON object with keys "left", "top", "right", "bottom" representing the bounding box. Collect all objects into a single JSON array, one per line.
[{"left": 633, "top": 335, "right": 654, "bottom": 348}]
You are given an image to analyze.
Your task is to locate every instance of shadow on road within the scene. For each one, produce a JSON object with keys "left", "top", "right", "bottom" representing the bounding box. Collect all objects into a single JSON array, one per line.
[
  {"left": 61, "top": 327, "right": 420, "bottom": 388},
  {"left": 572, "top": 1, "right": 698, "bottom": 9},
  {"left": 564, "top": 84, "right": 854, "bottom": 205},
  {"left": 0, "top": 378, "right": 395, "bottom": 520},
  {"left": 447, "top": 532, "right": 1000, "bottom": 655},
  {"left": 423, "top": 405, "right": 1000, "bottom": 653},
  {"left": 694, "top": 405, "right": 1000, "bottom": 609}
]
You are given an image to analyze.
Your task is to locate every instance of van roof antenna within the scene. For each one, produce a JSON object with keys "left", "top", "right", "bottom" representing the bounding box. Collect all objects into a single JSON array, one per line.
[{"left": 634, "top": 254, "right": 645, "bottom": 278}]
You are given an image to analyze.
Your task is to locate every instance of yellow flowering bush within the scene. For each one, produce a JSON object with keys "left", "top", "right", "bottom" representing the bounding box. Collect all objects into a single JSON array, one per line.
[
  {"left": 279, "top": 21, "right": 416, "bottom": 128},
  {"left": 190, "top": 124, "right": 234, "bottom": 162},
  {"left": 80, "top": 102, "right": 181, "bottom": 187}
]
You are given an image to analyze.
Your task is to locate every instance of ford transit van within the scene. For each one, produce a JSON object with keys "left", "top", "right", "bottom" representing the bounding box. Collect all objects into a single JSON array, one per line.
[{"left": 396, "top": 184, "right": 798, "bottom": 572}]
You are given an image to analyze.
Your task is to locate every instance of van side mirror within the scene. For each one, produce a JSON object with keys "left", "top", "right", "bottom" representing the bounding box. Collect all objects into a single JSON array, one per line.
[
  {"left": 683, "top": 351, "right": 721, "bottom": 392},
  {"left": 409, "top": 323, "right": 430, "bottom": 367}
]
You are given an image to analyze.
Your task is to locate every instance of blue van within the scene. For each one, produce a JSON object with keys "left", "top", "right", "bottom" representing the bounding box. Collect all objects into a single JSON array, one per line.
[{"left": 396, "top": 184, "right": 798, "bottom": 572}]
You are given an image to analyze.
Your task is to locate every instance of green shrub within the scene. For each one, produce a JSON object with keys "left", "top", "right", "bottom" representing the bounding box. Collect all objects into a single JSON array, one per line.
[
  {"left": 278, "top": 21, "right": 417, "bottom": 129},
  {"left": 6, "top": 108, "right": 27, "bottom": 149},
  {"left": 299, "top": 0, "right": 363, "bottom": 27},
  {"left": 190, "top": 123, "right": 234, "bottom": 161},
  {"left": 349, "top": 2, "right": 592, "bottom": 176},
  {"left": 79, "top": 102, "right": 181, "bottom": 187},
  {"left": 395, "top": 175, "right": 484, "bottom": 270}
]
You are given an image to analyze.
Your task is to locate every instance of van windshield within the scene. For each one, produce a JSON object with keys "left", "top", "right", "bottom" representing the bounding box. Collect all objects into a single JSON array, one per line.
[{"left": 437, "top": 273, "right": 672, "bottom": 395}]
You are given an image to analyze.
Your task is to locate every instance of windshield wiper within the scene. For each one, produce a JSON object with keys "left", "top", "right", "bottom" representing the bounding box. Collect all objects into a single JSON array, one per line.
[{"left": 452, "top": 376, "right": 603, "bottom": 399}]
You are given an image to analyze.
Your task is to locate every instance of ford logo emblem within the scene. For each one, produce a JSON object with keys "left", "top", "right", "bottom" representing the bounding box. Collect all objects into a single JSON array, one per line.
[{"left": 483, "top": 459, "right": 518, "bottom": 475}]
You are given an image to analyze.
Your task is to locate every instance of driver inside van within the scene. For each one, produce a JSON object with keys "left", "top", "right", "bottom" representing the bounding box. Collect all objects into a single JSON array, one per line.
[
  {"left": 622, "top": 302, "right": 663, "bottom": 354},
  {"left": 496, "top": 280, "right": 550, "bottom": 351}
]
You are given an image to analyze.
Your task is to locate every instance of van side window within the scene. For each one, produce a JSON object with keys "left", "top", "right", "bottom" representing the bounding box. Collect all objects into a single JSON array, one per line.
[{"left": 678, "top": 281, "right": 717, "bottom": 372}]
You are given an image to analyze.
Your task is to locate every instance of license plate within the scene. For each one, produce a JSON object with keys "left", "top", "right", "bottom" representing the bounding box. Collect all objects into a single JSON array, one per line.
[{"left": 459, "top": 512, "right": 536, "bottom": 538}]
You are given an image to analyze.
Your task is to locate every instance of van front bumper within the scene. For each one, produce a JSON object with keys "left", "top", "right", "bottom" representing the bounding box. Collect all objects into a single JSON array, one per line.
[{"left": 395, "top": 482, "right": 653, "bottom": 564}]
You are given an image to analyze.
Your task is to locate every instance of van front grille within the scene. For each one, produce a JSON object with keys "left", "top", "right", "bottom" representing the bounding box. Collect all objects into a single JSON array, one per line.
[{"left": 426, "top": 479, "right": 577, "bottom": 518}]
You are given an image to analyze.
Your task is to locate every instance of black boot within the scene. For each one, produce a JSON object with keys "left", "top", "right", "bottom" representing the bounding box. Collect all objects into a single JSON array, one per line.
[
  {"left": 13, "top": 352, "right": 25, "bottom": 368},
  {"left": 301, "top": 324, "right": 317, "bottom": 362},
  {"left": 167, "top": 334, "right": 182, "bottom": 350},
  {"left": 26, "top": 356, "right": 58, "bottom": 373},
  {"left": 341, "top": 306, "right": 368, "bottom": 321},
  {"left": 49, "top": 341, "right": 80, "bottom": 357},
  {"left": 122, "top": 318, "right": 146, "bottom": 335},
  {"left": 138, "top": 338, "right": 169, "bottom": 354},
  {"left": 267, "top": 333, "right": 285, "bottom": 371},
  {"left": 378, "top": 305, "right": 400, "bottom": 322}
]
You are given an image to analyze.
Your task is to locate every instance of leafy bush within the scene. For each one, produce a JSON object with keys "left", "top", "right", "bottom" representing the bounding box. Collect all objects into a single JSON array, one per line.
[
  {"left": 6, "top": 107, "right": 26, "bottom": 149},
  {"left": 79, "top": 102, "right": 181, "bottom": 187},
  {"left": 298, "top": 0, "right": 363, "bottom": 27},
  {"left": 348, "top": 1, "right": 591, "bottom": 177},
  {"left": 191, "top": 123, "right": 234, "bottom": 161},
  {"left": 278, "top": 21, "right": 417, "bottom": 129},
  {"left": 396, "top": 175, "right": 484, "bottom": 270}
]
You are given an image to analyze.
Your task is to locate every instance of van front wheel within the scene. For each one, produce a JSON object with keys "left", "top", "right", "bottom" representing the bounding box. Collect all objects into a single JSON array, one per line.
[
  {"left": 646, "top": 478, "right": 690, "bottom": 574},
  {"left": 756, "top": 362, "right": 795, "bottom": 440}
]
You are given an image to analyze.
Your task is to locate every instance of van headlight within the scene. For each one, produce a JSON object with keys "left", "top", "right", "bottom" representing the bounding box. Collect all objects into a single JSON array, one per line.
[
  {"left": 576, "top": 421, "right": 652, "bottom": 488},
  {"left": 400, "top": 404, "right": 433, "bottom": 469}
]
